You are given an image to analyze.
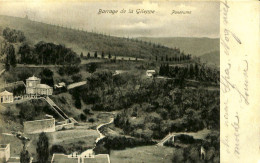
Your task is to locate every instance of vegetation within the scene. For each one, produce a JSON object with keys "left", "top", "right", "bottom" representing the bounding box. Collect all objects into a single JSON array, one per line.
[
  {"left": 17, "top": 99, "right": 60, "bottom": 122},
  {"left": 18, "top": 41, "right": 81, "bottom": 65},
  {"left": 20, "top": 148, "right": 31, "bottom": 163},
  {"left": 50, "top": 145, "right": 67, "bottom": 155},
  {"left": 39, "top": 68, "right": 54, "bottom": 87},
  {"left": 3, "top": 27, "right": 25, "bottom": 43},
  {"left": 36, "top": 132, "right": 49, "bottom": 163},
  {"left": 94, "top": 135, "right": 156, "bottom": 154},
  {"left": 159, "top": 63, "right": 219, "bottom": 83}
]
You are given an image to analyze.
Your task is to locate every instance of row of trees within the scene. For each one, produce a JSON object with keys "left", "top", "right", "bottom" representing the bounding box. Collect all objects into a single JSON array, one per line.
[
  {"left": 155, "top": 54, "right": 191, "bottom": 62},
  {"left": 159, "top": 63, "right": 220, "bottom": 83},
  {"left": 3, "top": 27, "right": 25, "bottom": 43},
  {"left": 19, "top": 42, "right": 81, "bottom": 65}
]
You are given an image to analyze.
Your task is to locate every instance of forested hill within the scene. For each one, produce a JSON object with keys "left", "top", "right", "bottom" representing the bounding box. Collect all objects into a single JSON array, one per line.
[
  {"left": 138, "top": 37, "right": 219, "bottom": 57},
  {"left": 0, "top": 15, "right": 187, "bottom": 59}
]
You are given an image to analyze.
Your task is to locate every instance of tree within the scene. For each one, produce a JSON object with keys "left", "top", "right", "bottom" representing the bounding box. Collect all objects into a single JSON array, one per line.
[
  {"left": 87, "top": 52, "right": 90, "bottom": 58},
  {"left": 39, "top": 68, "right": 54, "bottom": 86},
  {"left": 19, "top": 44, "right": 31, "bottom": 63},
  {"left": 108, "top": 52, "right": 111, "bottom": 59},
  {"left": 80, "top": 52, "right": 83, "bottom": 58},
  {"left": 20, "top": 148, "right": 31, "bottom": 163},
  {"left": 94, "top": 51, "right": 98, "bottom": 58},
  {"left": 36, "top": 132, "right": 49, "bottom": 163},
  {"left": 155, "top": 56, "right": 158, "bottom": 61},
  {"left": 88, "top": 63, "right": 97, "bottom": 73}
]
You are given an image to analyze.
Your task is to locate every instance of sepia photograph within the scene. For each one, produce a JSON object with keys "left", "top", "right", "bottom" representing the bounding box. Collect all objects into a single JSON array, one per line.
[{"left": 0, "top": 1, "right": 221, "bottom": 163}]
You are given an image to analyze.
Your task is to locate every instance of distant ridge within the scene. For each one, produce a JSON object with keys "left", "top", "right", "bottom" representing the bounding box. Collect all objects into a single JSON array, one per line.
[
  {"left": 138, "top": 37, "right": 219, "bottom": 57},
  {"left": 0, "top": 15, "right": 187, "bottom": 59}
]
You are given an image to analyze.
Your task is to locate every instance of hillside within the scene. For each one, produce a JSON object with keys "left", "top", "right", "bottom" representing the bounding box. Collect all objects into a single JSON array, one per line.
[
  {"left": 200, "top": 50, "right": 220, "bottom": 67},
  {"left": 138, "top": 37, "right": 219, "bottom": 57},
  {"left": 0, "top": 15, "right": 186, "bottom": 59}
]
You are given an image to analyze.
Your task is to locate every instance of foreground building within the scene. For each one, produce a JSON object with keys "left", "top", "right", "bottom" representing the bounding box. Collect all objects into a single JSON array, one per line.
[
  {"left": 51, "top": 153, "right": 110, "bottom": 163},
  {"left": 26, "top": 75, "right": 53, "bottom": 96},
  {"left": 0, "top": 144, "right": 10, "bottom": 162},
  {"left": 0, "top": 90, "right": 13, "bottom": 103}
]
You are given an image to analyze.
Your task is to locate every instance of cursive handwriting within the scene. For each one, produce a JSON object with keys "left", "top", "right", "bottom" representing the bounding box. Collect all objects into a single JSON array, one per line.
[{"left": 232, "top": 112, "right": 240, "bottom": 158}]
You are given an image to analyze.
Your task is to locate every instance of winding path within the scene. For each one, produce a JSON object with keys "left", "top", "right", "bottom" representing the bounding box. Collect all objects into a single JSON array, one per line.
[{"left": 80, "top": 117, "right": 114, "bottom": 157}]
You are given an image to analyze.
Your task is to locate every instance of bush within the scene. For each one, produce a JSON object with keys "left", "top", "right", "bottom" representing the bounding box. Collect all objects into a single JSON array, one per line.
[
  {"left": 50, "top": 145, "right": 66, "bottom": 155},
  {"left": 83, "top": 108, "right": 92, "bottom": 115},
  {"left": 80, "top": 114, "right": 86, "bottom": 121},
  {"left": 88, "top": 118, "right": 95, "bottom": 123},
  {"left": 97, "top": 136, "right": 156, "bottom": 150}
]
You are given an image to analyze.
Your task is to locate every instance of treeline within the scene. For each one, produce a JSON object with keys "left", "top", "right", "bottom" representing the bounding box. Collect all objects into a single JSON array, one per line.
[
  {"left": 155, "top": 53, "right": 191, "bottom": 62},
  {"left": 94, "top": 135, "right": 156, "bottom": 154},
  {"left": 3, "top": 27, "right": 25, "bottom": 43},
  {"left": 18, "top": 41, "right": 81, "bottom": 65},
  {"left": 159, "top": 63, "right": 219, "bottom": 83}
]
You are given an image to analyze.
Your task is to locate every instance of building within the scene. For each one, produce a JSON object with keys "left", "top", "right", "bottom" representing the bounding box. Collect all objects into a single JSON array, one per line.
[
  {"left": 0, "top": 144, "right": 10, "bottom": 162},
  {"left": 51, "top": 153, "right": 110, "bottom": 163},
  {"left": 0, "top": 90, "right": 13, "bottom": 103},
  {"left": 146, "top": 70, "right": 156, "bottom": 78},
  {"left": 55, "top": 82, "right": 66, "bottom": 89},
  {"left": 26, "top": 75, "right": 53, "bottom": 96}
]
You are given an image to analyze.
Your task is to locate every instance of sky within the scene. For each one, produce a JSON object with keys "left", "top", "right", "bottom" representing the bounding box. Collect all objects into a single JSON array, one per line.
[{"left": 0, "top": 0, "right": 220, "bottom": 38}]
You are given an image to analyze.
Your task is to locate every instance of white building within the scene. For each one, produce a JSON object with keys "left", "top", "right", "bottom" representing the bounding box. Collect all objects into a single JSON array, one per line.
[
  {"left": 146, "top": 70, "right": 156, "bottom": 78},
  {"left": 26, "top": 75, "right": 53, "bottom": 96},
  {"left": 0, "top": 144, "right": 10, "bottom": 162},
  {"left": 0, "top": 90, "right": 13, "bottom": 103}
]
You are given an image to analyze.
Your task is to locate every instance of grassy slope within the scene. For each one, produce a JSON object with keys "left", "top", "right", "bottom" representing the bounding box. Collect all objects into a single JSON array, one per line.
[
  {"left": 0, "top": 15, "right": 183, "bottom": 59},
  {"left": 110, "top": 146, "right": 175, "bottom": 163},
  {"left": 138, "top": 37, "right": 219, "bottom": 57}
]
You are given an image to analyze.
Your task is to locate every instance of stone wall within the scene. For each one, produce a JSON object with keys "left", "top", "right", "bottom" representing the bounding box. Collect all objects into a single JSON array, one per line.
[{"left": 24, "top": 118, "right": 55, "bottom": 134}]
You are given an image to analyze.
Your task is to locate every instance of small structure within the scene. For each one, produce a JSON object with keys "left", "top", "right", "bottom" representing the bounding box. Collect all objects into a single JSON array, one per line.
[
  {"left": 26, "top": 75, "right": 53, "bottom": 96},
  {"left": 200, "top": 146, "right": 206, "bottom": 160},
  {"left": 55, "top": 82, "right": 66, "bottom": 89},
  {"left": 0, "top": 90, "right": 13, "bottom": 103},
  {"left": 146, "top": 70, "right": 156, "bottom": 78},
  {"left": 0, "top": 144, "right": 10, "bottom": 162}
]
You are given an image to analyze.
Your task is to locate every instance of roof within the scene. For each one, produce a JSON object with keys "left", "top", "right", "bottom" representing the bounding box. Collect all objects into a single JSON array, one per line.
[
  {"left": 27, "top": 75, "right": 40, "bottom": 81},
  {"left": 0, "top": 90, "right": 13, "bottom": 96},
  {"left": 146, "top": 70, "right": 156, "bottom": 73},
  {"left": 51, "top": 154, "right": 78, "bottom": 163},
  {"left": 36, "top": 84, "right": 52, "bottom": 89},
  {"left": 58, "top": 82, "right": 66, "bottom": 86},
  {"left": 82, "top": 154, "right": 110, "bottom": 163}
]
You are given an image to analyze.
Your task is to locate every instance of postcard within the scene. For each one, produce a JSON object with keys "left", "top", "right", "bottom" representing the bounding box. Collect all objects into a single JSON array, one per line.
[{"left": 0, "top": 0, "right": 258, "bottom": 163}]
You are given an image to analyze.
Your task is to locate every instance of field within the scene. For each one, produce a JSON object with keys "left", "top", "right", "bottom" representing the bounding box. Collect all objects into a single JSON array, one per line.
[{"left": 110, "top": 145, "right": 175, "bottom": 163}]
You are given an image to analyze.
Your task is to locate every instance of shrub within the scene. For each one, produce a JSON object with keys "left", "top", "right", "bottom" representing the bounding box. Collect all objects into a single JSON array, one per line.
[{"left": 50, "top": 145, "right": 66, "bottom": 155}]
